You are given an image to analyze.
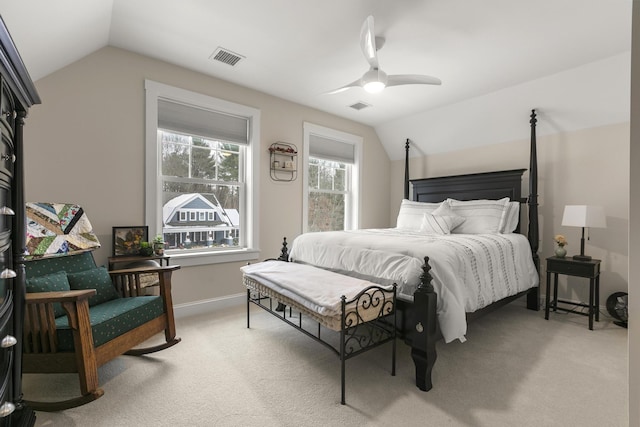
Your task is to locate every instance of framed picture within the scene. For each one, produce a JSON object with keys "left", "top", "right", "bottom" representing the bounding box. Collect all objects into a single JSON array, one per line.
[{"left": 112, "top": 226, "right": 148, "bottom": 256}]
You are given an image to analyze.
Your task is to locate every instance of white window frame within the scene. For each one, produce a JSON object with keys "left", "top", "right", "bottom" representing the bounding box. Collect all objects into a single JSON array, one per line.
[
  {"left": 302, "top": 122, "right": 362, "bottom": 233},
  {"left": 145, "top": 80, "right": 260, "bottom": 266}
]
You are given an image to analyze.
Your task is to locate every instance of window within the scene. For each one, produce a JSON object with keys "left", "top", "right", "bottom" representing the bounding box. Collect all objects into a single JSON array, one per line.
[
  {"left": 145, "top": 80, "right": 260, "bottom": 266},
  {"left": 302, "top": 122, "right": 362, "bottom": 232}
]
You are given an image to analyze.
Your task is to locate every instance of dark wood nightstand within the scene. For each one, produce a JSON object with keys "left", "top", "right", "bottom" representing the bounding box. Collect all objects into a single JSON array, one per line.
[{"left": 545, "top": 256, "right": 601, "bottom": 330}]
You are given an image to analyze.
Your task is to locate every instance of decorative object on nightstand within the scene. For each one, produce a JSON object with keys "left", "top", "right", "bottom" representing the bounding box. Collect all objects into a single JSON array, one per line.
[
  {"left": 553, "top": 234, "right": 568, "bottom": 258},
  {"left": 561, "top": 205, "right": 606, "bottom": 261}
]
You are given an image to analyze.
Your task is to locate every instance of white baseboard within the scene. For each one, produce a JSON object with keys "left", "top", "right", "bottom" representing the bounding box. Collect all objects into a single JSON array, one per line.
[{"left": 174, "top": 293, "right": 245, "bottom": 318}]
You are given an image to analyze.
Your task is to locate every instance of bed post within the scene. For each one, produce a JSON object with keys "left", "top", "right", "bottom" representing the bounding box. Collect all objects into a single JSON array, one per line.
[
  {"left": 275, "top": 237, "right": 289, "bottom": 311},
  {"left": 404, "top": 138, "right": 410, "bottom": 200},
  {"left": 278, "top": 237, "right": 289, "bottom": 261},
  {"left": 527, "top": 109, "right": 540, "bottom": 311},
  {"left": 410, "top": 256, "right": 438, "bottom": 391}
]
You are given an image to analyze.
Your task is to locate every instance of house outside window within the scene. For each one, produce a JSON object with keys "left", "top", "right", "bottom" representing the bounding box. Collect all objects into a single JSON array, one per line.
[
  {"left": 302, "top": 122, "right": 362, "bottom": 232},
  {"left": 145, "top": 80, "right": 260, "bottom": 266}
]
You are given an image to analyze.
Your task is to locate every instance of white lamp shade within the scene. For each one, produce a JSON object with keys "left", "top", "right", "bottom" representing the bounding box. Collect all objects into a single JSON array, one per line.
[{"left": 561, "top": 205, "right": 607, "bottom": 228}]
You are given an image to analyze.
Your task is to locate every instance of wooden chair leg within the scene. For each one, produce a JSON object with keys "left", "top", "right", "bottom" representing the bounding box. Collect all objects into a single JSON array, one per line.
[
  {"left": 24, "top": 300, "right": 104, "bottom": 412},
  {"left": 64, "top": 300, "right": 100, "bottom": 396}
]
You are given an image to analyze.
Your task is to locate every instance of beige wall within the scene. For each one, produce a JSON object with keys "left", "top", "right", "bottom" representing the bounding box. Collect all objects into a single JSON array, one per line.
[
  {"left": 22, "top": 46, "right": 390, "bottom": 306},
  {"left": 390, "top": 122, "right": 630, "bottom": 303}
]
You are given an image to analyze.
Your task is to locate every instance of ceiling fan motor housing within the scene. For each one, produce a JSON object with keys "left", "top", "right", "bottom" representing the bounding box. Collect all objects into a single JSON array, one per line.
[{"left": 362, "top": 68, "right": 388, "bottom": 93}]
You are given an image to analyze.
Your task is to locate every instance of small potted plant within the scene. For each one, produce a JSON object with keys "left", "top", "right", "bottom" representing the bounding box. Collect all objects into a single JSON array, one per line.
[
  {"left": 153, "top": 234, "right": 165, "bottom": 256},
  {"left": 139, "top": 241, "right": 154, "bottom": 256}
]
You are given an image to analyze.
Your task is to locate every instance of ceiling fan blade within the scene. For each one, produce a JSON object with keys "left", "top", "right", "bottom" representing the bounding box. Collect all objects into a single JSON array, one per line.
[
  {"left": 324, "top": 78, "right": 363, "bottom": 95},
  {"left": 360, "top": 15, "right": 379, "bottom": 69},
  {"left": 386, "top": 74, "right": 442, "bottom": 87}
]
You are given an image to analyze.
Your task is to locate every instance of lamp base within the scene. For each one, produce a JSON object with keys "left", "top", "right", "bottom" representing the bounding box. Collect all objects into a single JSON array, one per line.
[{"left": 572, "top": 254, "right": 592, "bottom": 262}]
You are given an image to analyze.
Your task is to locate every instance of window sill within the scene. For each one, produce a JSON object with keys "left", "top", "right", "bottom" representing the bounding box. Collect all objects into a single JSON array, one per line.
[{"left": 167, "top": 248, "right": 260, "bottom": 267}]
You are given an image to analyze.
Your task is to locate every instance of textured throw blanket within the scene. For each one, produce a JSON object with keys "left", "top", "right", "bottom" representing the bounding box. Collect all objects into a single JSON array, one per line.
[{"left": 241, "top": 261, "right": 390, "bottom": 317}]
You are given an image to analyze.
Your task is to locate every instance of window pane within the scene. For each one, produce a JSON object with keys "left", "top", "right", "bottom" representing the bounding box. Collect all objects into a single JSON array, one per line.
[
  {"left": 191, "top": 144, "right": 216, "bottom": 179},
  {"left": 334, "top": 168, "right": 346, "bottom": 191},
  {"left": 161, "top": 143, "right": 189, "bottom": 177},
  {"left": 318, "top": 162, "right": 334, "bottom": 191},
  {"left": 161, "top": 185, "right": 241, "bottom": 250},
  {"left": 308, "top": 192, "right": 345, "bottom": 232},
  {"left": 308, "top": 161, "right": 319, "bottom": 190},
  {"left": 218, "top": 151, "right": 239, "bottom": 182}
]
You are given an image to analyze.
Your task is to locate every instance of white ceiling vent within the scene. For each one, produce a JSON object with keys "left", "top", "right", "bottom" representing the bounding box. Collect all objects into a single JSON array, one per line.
[
  {"left": 209, "top": 47, "right": 245, "bottom": 66},
  {"left": 349, "top": 101, "right": 371, "bottom": 111}
]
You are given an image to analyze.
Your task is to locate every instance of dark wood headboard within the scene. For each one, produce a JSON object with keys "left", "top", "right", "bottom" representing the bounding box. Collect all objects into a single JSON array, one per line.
[{"left": 410, "top": 169, "right": 526, "bottom": 204}]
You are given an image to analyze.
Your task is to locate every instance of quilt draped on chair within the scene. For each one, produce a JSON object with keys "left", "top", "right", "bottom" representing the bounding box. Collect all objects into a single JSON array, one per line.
[{"left": 25, "top": 202, "right": 100, "bottom": 258}]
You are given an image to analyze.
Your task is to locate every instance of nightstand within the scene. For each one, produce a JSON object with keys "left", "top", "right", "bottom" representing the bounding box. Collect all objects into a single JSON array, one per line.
[{"left": 545, "top": 256, "right": 601, "bottom": 330}]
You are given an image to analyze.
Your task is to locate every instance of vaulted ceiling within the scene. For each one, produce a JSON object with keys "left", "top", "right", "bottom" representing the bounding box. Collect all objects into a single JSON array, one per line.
[{"left": 0, "top": 0, "right": 632, "bottom": 159}]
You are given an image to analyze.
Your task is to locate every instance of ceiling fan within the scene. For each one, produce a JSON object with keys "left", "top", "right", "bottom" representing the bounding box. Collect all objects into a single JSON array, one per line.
[{"left": 328, "top": 15, "right": 441, "bottom": 94}]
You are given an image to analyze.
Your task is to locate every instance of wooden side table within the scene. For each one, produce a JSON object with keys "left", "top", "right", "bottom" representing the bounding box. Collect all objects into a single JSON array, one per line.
[
  {"left": 108, "top": 255, "right": 171, "bottom": 270},
  {"left": 545, "top": 256, "right": 601, "bottom": 330}
]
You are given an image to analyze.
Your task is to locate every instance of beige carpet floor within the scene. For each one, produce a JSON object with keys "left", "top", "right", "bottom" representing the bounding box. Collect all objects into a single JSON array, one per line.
[{"left": 25, "top": 300, "right": 628, "bottom": 426}]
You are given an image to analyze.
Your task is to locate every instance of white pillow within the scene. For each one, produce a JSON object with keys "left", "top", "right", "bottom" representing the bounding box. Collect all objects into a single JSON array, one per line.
[
  {"left": 396, "top": 199, "right": 441, "bottom": 230},
  {"left": 446, "top": 197, "right": 510, "bottom": 234},
  {"left": 420, "top": 212, "right": 465, "bottom": 235},
  {"left": 500, "top": 201, "right": 520, "bottom": 233}
]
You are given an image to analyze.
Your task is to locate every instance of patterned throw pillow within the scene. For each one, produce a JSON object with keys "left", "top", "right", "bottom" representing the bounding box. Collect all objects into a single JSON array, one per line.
[
  {"left": 67, "top": 267, "right": 120, "bottom": 306},
  {"left": 26, "top": 271, "right": 71, "bottom": 318},
  {"left": 420, "top": 212, "right": 465, "bottom": 235}
]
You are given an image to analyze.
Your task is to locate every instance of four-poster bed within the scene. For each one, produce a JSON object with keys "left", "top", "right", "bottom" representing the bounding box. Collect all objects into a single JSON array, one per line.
[{"left": 244, "top": 110, "right": 541, "bottom": 394}]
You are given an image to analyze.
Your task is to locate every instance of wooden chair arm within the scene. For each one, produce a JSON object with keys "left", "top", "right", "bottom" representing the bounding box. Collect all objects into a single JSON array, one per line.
[
  {"left": 24, "top": 289, "right": 95, "bottom": 357},
  {"left": 26, "top": 289, "right": 96, "bottom": 304},
  {"left": 108, "top": 265, "right": 180, "bottom": 276},
  {"left": 109, "top": 265, "right": 179, "bottom": 297}
]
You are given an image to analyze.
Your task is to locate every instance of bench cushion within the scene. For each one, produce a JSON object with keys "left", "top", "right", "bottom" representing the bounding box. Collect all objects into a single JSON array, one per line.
[
  {"left": 55, "top": 296, "right": 165, "bottom": 351},
  {"left": 242, "top": 261, "right": 395, "bottom": 331}
]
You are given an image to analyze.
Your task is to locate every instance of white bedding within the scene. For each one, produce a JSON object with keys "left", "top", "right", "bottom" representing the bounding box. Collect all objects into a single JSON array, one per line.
[{"left": 288, "top": 228, "right": 539, "bottom": 343}]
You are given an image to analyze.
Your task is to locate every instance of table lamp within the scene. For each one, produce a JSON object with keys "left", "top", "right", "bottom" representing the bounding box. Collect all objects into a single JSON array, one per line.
[{"left": 561, "top": 205, "right": 606, "bottom": 261}]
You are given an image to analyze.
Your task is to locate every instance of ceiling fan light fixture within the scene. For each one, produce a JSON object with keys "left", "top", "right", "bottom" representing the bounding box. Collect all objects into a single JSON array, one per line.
[{"left": 362, "top": 68, "right": 387, "bottom": 93}]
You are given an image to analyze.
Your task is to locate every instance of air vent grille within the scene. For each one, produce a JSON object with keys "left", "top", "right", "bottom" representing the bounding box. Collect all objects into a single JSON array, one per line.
[
  {"left": 209, "top": 47, "right": 245, "bottom": 66},
  {"left": 349, "top": 101, "right": 371, "bottom": 111}
]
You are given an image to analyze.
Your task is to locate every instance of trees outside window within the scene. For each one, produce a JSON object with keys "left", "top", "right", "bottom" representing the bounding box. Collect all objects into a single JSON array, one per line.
[{"left": 307, "top": 158, "right": 348, "bottom": 232}]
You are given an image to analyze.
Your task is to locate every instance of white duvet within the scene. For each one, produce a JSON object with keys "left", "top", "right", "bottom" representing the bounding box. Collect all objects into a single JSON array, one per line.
[{"left": 289, "top": 228, "right": 539, "bottom": 343}]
